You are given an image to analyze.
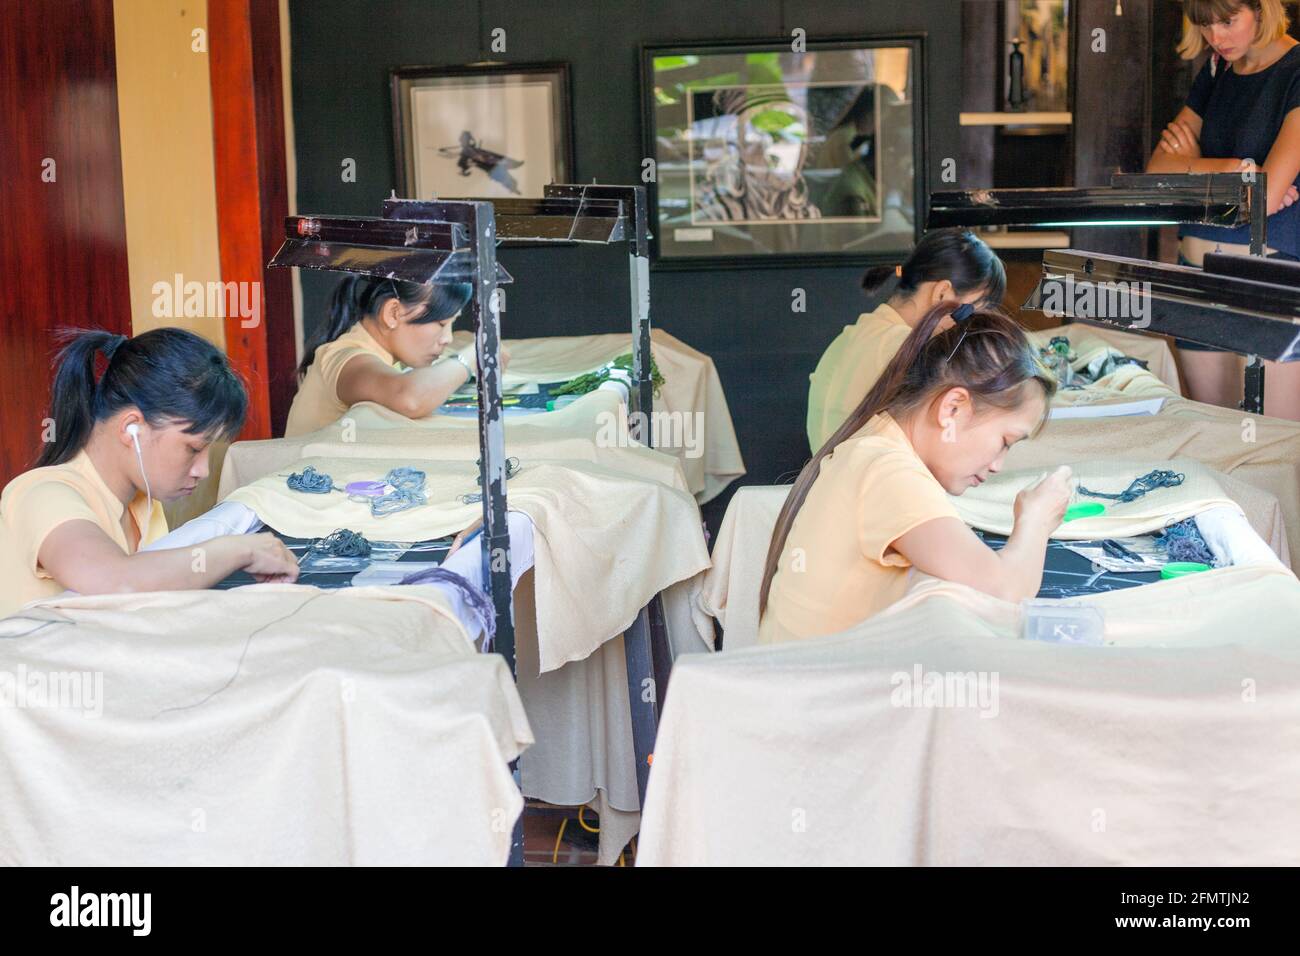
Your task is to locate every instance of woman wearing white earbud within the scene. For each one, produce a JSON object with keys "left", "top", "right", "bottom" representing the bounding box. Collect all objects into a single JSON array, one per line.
[{"left": 0, "top": 329, "right": 299, "bottom": 618}]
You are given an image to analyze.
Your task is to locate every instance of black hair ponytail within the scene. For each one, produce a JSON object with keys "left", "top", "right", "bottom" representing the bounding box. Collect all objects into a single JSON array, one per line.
[
  {"left": 860, "top": 264, "right": 900, "bottom": 297},
  {"left": 298, "top": 275, "right": 474, "bottom": 377},
  {"left": 36, "top": 328, "right": 248, "bottom": 468},
  {"left": 861, "top": 228, "right": 1007, "bottom": 307}
]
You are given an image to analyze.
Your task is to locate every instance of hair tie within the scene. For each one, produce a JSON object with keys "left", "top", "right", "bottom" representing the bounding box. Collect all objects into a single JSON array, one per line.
[
  {"left": 945, "top": 304, "right": 976, "bottom": 361},
  {"left": 91, "top": 334, "right": 128, "bottom": 388},
  {"left": 100, "top": 334, "right": 128, "bottom": 360}
]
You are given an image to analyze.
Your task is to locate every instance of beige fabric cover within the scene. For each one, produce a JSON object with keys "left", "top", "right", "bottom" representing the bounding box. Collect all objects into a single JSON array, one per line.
[
  {"left": 1031, "top": 322, "right": 1181, "bottom": 397},
  {"left": 452, "top": 327, "right": 746, "bottom": 501},
  {"left": 954, "top": 458, "right": 1242, "bottom": 538},
  {"left": 220, "top": 396, "right": 715, "bottom": 865},
  {"left": 701, "top": 464, "right": 1290, "bottom": 652},
  {"left": 640, "top": 563, "right": 1300, "bottom": 866},
  {"left": 0, "top": 584, "right": 532, "bottom": 865},
  {"left": 699, "top": 486, "right": 789, "bottom": 648},
  {"left": 220, "top": 394, "right": 687, "bottom": 500},
  {"left": 225, "top": 455, "right": 709, "bottom": 675},
  {"left": 1006, "top": 398, "right": 1300, "bottom": 567}
]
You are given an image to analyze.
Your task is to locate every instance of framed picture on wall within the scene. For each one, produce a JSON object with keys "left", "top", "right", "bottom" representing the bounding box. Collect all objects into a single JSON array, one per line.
[
  {"left": 391, "top": 62, "right": 574, "bottom": 200},
  {"left": 641, "top": 36, "right": 926, "bottom": 268},
  {"left": 1004, "top": 0, "right": 1070, "bottom": 113}
]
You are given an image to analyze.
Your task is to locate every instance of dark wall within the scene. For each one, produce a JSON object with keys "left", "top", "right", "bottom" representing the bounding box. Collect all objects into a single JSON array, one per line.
[{"left": 288, "top": 0, "right": 963, "bottom": 520}]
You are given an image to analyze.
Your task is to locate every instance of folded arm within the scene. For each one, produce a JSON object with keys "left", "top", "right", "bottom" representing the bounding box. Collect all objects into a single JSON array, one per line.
[
  {"left": 1147, "top": 106, "right": 1300, "bottom": 215},
  {"left": 336, "top": 353, "right": 471, "bottom": 420}
]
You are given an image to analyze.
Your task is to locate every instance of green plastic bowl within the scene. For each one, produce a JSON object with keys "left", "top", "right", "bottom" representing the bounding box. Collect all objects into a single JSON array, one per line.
[
  {"left": 1063, "top": 502, "right": 1106, "bottom": 522},
  {"left": 1160, "top": 561, "right": 1212, "bottom": 579}
]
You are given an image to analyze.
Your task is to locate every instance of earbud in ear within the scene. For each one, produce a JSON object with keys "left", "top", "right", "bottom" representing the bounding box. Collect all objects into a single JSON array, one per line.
[{"left": 126, "top": 423, "right": 140, "bottom": 438}]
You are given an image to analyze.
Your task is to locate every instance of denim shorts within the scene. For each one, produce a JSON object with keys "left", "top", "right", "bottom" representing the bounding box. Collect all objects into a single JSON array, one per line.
[{"left": 1173, "top": 250, "right": 1300, "bottom": 352}]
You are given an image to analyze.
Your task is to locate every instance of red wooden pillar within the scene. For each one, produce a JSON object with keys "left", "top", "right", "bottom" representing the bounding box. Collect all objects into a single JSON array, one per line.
[
  {"left": 208, "top": 0, "right": 295, "bottom": 439},
  {"left": 0, "top": 0, "right": 133, "bottom": 483}
]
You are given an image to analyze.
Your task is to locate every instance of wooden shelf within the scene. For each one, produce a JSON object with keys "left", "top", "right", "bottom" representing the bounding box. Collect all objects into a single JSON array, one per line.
[
  {"left": 975, "top": 230, "right": 1072, "bottom": 250},
  {"left": 959, "top": 111, "right": 1073, "bottom": 127}
]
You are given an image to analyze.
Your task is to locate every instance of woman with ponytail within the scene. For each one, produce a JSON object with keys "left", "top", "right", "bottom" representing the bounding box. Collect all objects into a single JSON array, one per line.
[
  {"left": 285, "top": 275, "right": 504, "bottom": 436},
  {"left": 807, "top": 228, "right": 1006, "bottom": 450},
  {"left": 0, "top": 328, "right": 299, "bottom": 618},
  {"left": 760, "top": 301, "right": 1072, "bottom": 645}
]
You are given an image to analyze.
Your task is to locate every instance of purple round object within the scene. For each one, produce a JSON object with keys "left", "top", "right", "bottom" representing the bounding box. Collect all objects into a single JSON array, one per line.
[{"left": 345, "top": 480, "right": 388, "bottom": 497}]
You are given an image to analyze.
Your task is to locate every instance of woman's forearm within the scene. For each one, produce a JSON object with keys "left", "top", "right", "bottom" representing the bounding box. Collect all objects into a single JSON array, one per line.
[
  {"left": 65, "top": 537, "right": 252, "bottom": 596},
  {"left": 394, "top": 361, "right": 472, "bottom": 418},
  {"left": 991, "top": 521, "right": 1053, "bottom": 602}
]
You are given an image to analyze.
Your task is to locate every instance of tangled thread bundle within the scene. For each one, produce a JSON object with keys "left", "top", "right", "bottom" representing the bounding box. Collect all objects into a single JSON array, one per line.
[
  {"left": 460, "top": 457, "right": 521, "bottom": 505},
  {"left": 308, "top": 528, "right": 371, "bottom": 557},
  {"left": 552, "top": 352, "right": 664, "bottom": 397},
  {"left": 1158, "top": 517, "right": 1217, "bottom": 566},
  {"left": 1041, "top": 336, "right": 1076, "bottom": 389},
  {"left": 1039, "top": 339, "right": 1150, "bottom": 391},
  {"left": 286, "top": 465, "right": 335, "bottom": 494},
  {"left": 370, "top": 467, "right": 427, "bottom": 517},
  {"left": 1078, "top": 469, "right": 1185, "bottom": 504},
  {"left": 285, "top": 466, "right": 428, "bottom": 518},
  {"left": 399, "top": 565, "right": 497, "bottom": 647}
]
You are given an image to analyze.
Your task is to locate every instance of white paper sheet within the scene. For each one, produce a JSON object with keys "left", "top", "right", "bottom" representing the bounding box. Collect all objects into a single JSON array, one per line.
[{"left": 1048, "top": 398, "right": 1166, "bottom": 420}]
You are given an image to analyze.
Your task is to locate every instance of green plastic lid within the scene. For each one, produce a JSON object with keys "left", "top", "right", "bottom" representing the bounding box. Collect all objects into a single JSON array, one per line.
[
  {"left": 1160, "top": 561, "right": 1212, "bottom": 579},
  {"left": 1063, "top": 502, "right": 1106, "bottom": 522}
]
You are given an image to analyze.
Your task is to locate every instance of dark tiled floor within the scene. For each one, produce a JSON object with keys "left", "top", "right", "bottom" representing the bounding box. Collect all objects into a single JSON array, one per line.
[{"left": 522, "top": 802, "right": 636, "bottom": 867}]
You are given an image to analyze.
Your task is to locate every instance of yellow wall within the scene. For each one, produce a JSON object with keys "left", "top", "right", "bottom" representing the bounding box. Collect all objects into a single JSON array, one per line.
[
  {"left": 114, "top": 0, "right": 228, "bottom": 526},
  {"left": 112, "top": 1, "right": 302, "bottom": 526},
  {"left": 113, "top": 0, "right": 224, "bottom": 349}
]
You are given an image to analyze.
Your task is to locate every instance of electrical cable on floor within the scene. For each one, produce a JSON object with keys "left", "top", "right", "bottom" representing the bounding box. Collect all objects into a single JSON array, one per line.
[{"left": 552, "top": 818, "right": 567, "bottom": 864}]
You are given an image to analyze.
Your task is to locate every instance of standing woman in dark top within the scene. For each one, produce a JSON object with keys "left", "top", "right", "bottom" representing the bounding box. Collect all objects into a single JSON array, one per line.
[{"left": 1146, "top": 0, "right": 1300, "bottom": 419}]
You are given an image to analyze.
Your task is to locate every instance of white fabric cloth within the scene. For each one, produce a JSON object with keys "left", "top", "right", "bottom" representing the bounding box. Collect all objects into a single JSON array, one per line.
[
  {"left": 1195, "top": 506, "right": 1285, "bottom": 568},
  {"left": 1048, "top": 399, "right": 1166, "bottom": 420},
  {"left": 419, "top": 509, "right": 536, "bottom": 648},
  {"left": 639, "top": 563, "right": 1300, "bottom": 865},
  {"left": 142, "top": 500, "right": 263, "bottom": 549},
  {"left": 0, "top": 584, "right": 532, "bottom": 865}
]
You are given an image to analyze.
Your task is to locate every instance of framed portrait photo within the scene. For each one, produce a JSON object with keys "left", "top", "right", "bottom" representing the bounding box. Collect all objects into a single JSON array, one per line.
[
  {"left": 641, "top": 36, "right": 926, "bottom": 268},
  {"left": 391, "top": 62, "right": 574, "bottom": 200}
]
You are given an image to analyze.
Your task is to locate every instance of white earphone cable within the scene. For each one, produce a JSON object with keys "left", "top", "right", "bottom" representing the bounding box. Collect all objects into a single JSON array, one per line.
[{"left": 127, "top": 424, "right": 153, "bottom": 519}]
